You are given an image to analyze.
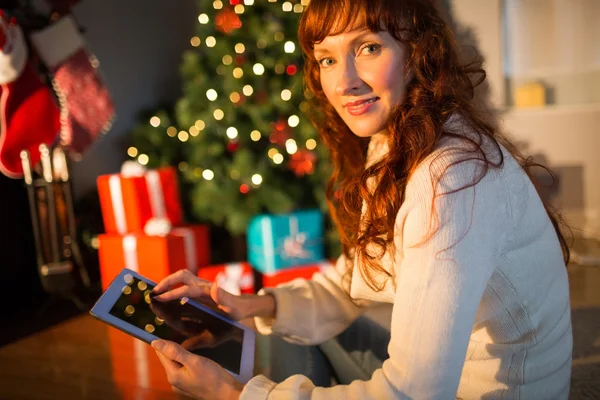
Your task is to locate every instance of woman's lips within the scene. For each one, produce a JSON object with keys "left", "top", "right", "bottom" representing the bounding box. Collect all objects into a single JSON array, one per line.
[{"left": 345, "top": 98, "right": 379, "bottom": 116}]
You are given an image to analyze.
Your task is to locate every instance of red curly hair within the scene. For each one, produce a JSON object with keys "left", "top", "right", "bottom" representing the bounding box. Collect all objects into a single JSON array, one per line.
[{"left": 298, "top": 0, "right": 569, "bottom": 292}]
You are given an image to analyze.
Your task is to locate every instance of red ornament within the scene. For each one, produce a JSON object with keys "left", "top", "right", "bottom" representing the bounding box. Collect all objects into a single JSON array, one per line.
[
  {"left": 235, "top": 55, "right": 246, "bottom": 65},
  {"left": 227, "top": 141, "right": 240, "bottom": 152},
  {"left": 230, "top": 0, "right": 241, "bottom": 4},
  {"left": 215, "top": 8, "right": 242, "bottom": 34},
  {"left": 269, "top": 120, "right": 292, "bottom": 146},
  {"left": 286, "top": 65, "right": 297, "bottom": 75},
  {"left": 256, "top": 90, "right": 268, "bottom": 105},
  {"left": 240, "top": 184, "right": 250, "bottom": 194},
  {"left": 289, "top": 150, "right": 316, "bottom": 177}
]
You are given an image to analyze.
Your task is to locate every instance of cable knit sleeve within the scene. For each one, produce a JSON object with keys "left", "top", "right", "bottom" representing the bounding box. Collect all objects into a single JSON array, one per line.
[
  {"left": 253, "top": 253, "right": 364, "bottom": 345},
  {"left": 241, "top": 146, "right": 512, "bottom": 399}
]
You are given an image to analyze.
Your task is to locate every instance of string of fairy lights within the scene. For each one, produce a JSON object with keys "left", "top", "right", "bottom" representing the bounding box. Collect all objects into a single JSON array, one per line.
[{"left": 127, "top": 0, "right": 316, "bottom": 195}]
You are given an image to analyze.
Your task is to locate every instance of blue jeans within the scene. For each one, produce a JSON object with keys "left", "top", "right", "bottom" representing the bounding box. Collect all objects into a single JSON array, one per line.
[{"left": 267, "top": 316, "right": 391, "bottom": 387}]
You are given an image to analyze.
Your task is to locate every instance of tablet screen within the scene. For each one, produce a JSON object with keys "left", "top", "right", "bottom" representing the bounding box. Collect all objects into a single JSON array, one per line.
[{"left": 108, "top": 274, "right": 243, "bottom": 374}]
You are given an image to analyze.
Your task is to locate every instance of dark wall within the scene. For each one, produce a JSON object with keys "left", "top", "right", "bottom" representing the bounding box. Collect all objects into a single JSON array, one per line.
[{"left": 69, "top": 0, "right": 197, "bottom": 198}]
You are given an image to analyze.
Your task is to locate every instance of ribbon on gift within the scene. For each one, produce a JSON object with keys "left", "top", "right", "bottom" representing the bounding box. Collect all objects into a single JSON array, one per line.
[
  {"left": 215, "top": 263, "right": 254, "bottom": 296},
  {"left": 281, "top": 216, "right": 311, "bottom": 259},
  {"left": 171, "top": 227, "right": 198, "bottom": 274},
  {"left": 122, "top": 235, "right": 138, "bottom": 272},
  {"left": 108, "top": 162, "right": 168, "bottom": 234}
]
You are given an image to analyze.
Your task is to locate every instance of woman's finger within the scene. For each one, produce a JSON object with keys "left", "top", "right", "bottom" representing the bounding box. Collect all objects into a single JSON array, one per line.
[
  {"left": 154, "top": 346, "right": 183, "bottom": 377},
  {"left": 153, "top": 283, "right": 210, "bottom": 302},
  {"left": 210, "top": 281, "right": 235, "bottom": 308},
  {"left": 153, "top": 269, "right": 203, "bottom": 294},
  {"left": 153, "top": 340, "right": 191, "bottom": 367}
]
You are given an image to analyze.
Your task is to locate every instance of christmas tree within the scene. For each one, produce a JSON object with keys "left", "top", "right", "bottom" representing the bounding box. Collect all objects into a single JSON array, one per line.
[{"left": 128, "top": 0, "right": 335, "bottom": 249}]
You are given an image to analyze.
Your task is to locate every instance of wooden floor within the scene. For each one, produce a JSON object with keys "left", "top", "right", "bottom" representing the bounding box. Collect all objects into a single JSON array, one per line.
[{"left": 1, "top": 260, "right": 599, "bottom": 399}]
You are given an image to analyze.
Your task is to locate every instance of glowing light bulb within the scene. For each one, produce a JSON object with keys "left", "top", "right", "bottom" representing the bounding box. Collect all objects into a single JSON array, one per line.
[
  {"left": 282, "top": 2, "right": 292, "bottom": 12},
  {"left": 213, "top": 109, "right": 224, "bottom": 120},
  {"left": 127, "top": 147, "right": 138, "bottom": 157},
  {"left": 285, "top": 139, "right": 298, "bottom": 154},
  {"left": 281, "top": 89, "right": 292, "bottom": 101},
  {"left": 202, "top": 169, "right": 215, "bottom": 180},
  {"left": 222, "top": 55, "right": 233, "bottom": 65},
  {"left": 233, "top": 67, "right": 244, "bottom": 78},
  {"left": 253, "top": 63, "right": 265, "bottom": 75},
  {"left": 243, "top": 85, "right": 254, "bottom": 96},
  {"left": 206, "top": 89, "right": 218, "bottom": 101},
  {"left": 206, "top": 36, "right": 216, "bottom": 47},
  {"left": 190, "top": 36, "right": 201, "bottom": 47},
  {"left": 198, "top": 14, "right": 209, "bottom": 24},
  {"left": 250, "top": 130, "right": 261, "bottom": 141},
  {"left": 273, "top": 154, "right": 284, "bottom": 164},
  {"left": 288, "top": 115, "right": 300, "bottom": 127},
  {"left": 167, "top": 127, "right": 177, "bottom": 137},
  {"left": 178, "top": 131, "right": 190, "bottom": 142},
  {"left": 306, "top": 139, "right": 317, "bottom": 150},
  {"left": 226, "top": 127, "right": 239, "bottom": 139},
  {"left": 138, "top": 154, "right": 149, "bottom": 165},
  {"left": 150, "top": 116, "right": 161, "bottom": 127},
  {"left": 251, "top": 174, "right": 263, "bottom": 185},
  {"left": 284, "top": 41, "right": 295, "bottom": 53},
  {"left": 195, "top": 120, "right": 206, "bottom": 130}
]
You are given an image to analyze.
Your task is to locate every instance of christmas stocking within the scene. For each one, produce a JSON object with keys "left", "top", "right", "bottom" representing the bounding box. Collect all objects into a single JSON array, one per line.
[
  {"left": 0, "top": 16, "right": 61, "bottom": 178},
  {"left": 30, "top": 15, "right": 115, "bottom": 156}
]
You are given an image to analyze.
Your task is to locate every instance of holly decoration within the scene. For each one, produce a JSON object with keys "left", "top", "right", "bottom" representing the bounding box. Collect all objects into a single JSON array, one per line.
[{"left": 289, "top": 149, "right": 316, "bottom": 177}]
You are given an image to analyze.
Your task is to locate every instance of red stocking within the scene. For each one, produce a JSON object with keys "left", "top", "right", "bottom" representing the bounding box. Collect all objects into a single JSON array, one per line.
[
  {"left": 31, "top": 15, "right": 115, "bottom": 156},
  {"left": 0, "top": 17, "right": 60, "bottom": 178}
]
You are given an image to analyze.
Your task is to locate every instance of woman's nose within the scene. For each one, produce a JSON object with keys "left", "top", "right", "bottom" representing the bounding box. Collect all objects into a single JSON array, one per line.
[{"left": 335, "top": 59, "right": 362, "bottom": 96}]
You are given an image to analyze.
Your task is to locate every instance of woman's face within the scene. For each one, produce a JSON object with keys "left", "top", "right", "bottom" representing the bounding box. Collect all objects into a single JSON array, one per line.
[{"left": 314, "top": 28, "right": 410, "bottom": 138}]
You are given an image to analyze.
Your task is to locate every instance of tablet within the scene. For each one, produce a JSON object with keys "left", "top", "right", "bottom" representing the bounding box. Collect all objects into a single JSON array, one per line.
[{"left": 90, "top": 268, "right": 255, "bottom": 383}]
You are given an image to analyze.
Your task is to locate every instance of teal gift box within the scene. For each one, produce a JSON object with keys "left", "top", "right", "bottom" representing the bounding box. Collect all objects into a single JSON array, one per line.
[{"left": 247, "top": 209, "right": 324, "bottom": 275}]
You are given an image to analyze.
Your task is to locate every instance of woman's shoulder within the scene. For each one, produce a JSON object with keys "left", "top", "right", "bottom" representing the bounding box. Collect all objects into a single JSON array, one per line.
[{"left": 405, "top": 119, "right": 514, "bottom": 202}]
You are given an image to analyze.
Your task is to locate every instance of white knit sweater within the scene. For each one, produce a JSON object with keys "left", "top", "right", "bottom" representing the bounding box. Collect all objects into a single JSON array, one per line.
[{"left": 241, "top": 117, "right": 573, "bottom": 399}]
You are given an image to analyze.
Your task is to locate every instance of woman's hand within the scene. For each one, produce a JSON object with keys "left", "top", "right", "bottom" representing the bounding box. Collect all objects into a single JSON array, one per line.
[
  {"left": 151, "top": 269, "right": 250, "bottom": 320},
  {"left": 152, "top": 269, "right": 277, "bottom": 321},
  {"left": 152, "top": 339, "right": 244, "bottom": 400}
]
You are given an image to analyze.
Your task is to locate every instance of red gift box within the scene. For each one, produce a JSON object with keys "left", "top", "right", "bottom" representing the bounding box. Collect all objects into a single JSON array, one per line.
[
  {"left": 98, "top": 225, "right": 210, "bottom": 290},
  {"left": 97, "top": 166, "right": 183, "bottom": 235},
  {"left": 262, "top": 261, "right": 334, "bottom": 288},
  {"left": 198, "top": 262, "right": 255, "bottom": 295}
]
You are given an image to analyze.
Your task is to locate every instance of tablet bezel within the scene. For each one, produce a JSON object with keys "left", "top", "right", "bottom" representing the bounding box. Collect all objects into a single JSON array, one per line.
[{"left": 90, "top": 268, "right": 255, "bottom": 383}]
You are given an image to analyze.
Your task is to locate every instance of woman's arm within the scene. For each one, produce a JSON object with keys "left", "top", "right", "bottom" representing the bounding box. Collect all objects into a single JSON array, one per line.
[{"left": 253, "top": 254, "right": 365, "bottom": 345}]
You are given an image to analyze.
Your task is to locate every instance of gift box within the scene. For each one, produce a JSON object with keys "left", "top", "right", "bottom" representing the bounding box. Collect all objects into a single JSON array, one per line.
[
  {"left": 98, "top": 225, "right": 209, "bottom": 290},
  {"left": 262, "top": 261, "right": 334, "bottom": 288},
  {"left": 97, "top": 166, "right": 183, "bottom": 235},
  {"left": 198, "top": 262, "right": 255, "bottom": 295},
  {"left": 247, "top": 209, "right": 324, "bottom": 275}
]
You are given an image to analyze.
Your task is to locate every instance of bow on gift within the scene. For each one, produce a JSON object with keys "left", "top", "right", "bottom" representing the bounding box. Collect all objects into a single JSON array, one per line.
[
  {"left": 280, "top": 216, "right": 312, "bottom": 260},
  {"left": 121, "top": 217, "right": 199, "bottom": 274},
  {"left": 215, "top": 263, "right": 254, "bottom": 296}
]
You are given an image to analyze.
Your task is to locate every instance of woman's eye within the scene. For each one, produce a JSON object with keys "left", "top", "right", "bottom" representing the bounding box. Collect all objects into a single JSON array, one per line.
[
  {"left": 319, "top": 58, "right": 335, "bottom": 68},
  {"left": 361, "top": 43, "right": 381, "bottom": 55}
]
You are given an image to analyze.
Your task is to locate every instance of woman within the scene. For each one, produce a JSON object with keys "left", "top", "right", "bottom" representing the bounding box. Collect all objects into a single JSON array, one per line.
[{"left": 150, "top": 0, "right": 573, "bottom": 398}]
